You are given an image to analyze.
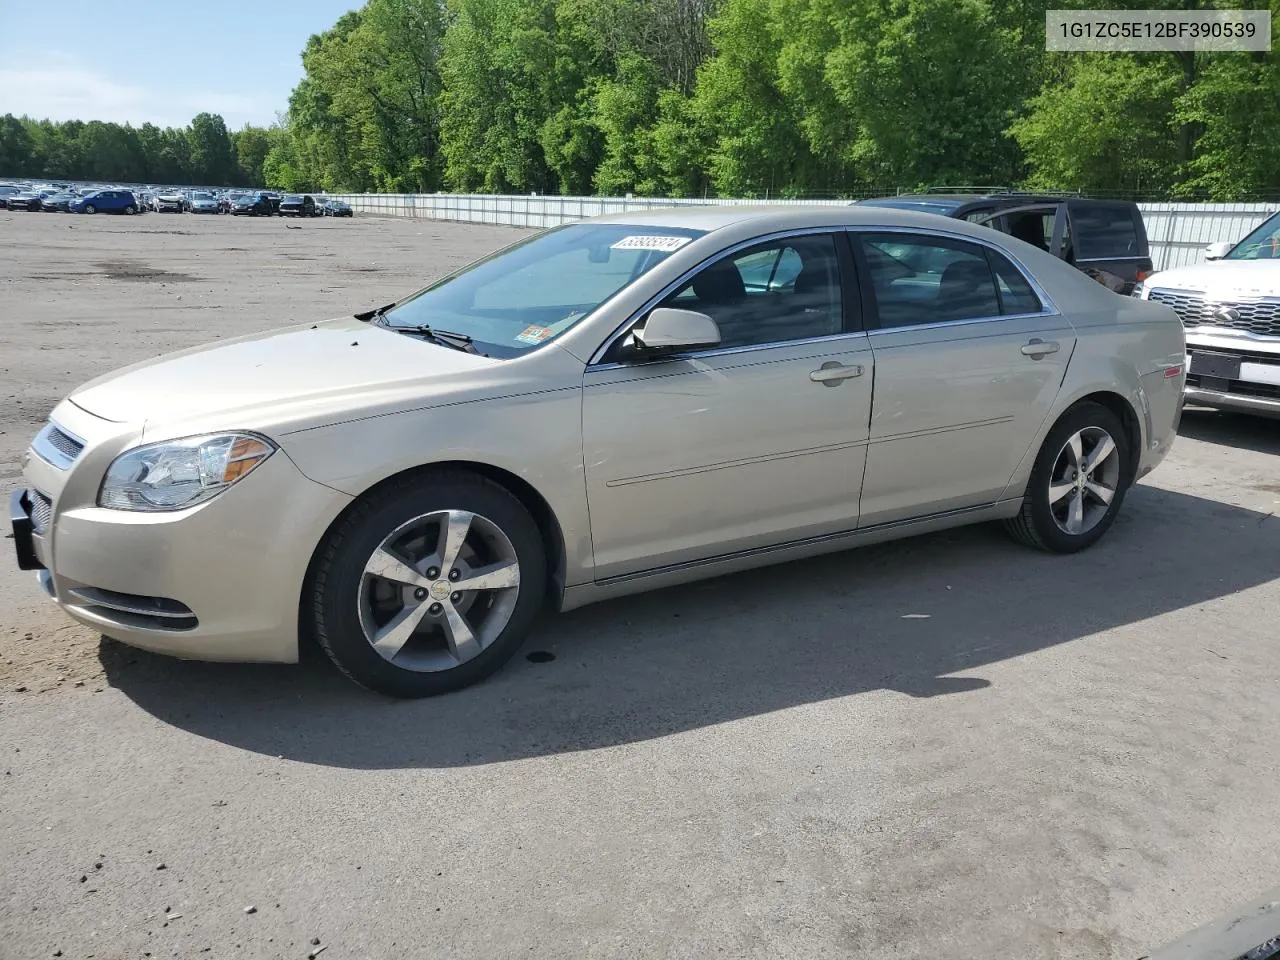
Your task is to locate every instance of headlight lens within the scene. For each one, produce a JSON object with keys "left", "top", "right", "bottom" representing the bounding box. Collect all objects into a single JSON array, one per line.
[{"left": 98, "top": 433, "right": 275, "bottom": 512}]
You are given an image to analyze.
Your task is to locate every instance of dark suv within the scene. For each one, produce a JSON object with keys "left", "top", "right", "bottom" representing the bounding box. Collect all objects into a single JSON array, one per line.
[
  {"left": 858, "top": 191, "right": 1152, "bottom": 295},
  {"left": 279, "top": 194, "right": 319, "bottom": 217}
]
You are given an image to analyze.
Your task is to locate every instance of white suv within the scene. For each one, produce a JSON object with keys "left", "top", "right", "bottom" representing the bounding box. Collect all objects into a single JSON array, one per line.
[{"left": 1134, "top": 211, "right": 1280, "bottom": 417}]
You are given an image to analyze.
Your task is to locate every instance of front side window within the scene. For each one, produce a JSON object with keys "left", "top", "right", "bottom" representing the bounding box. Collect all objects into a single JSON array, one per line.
[
  {"left": 655, "top": 234, "right": 844, "bottom": 349},
  {"left": 379, "top": 223, "right": 705, "bottom": 357},
  {"left": 1224, "top": 212, "right": 1280, "bottom": 260},
  {"left": 859, "top": 233, "right": 1007, "bottom": 327}
]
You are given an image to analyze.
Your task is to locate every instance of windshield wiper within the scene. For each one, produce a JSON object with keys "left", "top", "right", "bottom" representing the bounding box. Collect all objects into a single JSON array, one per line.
[
  {"left": 356, "top": 302, "right": 396, "bottom": 323},
  {"left": 380, "top": 321, "right": 483, "bottom": 355}
]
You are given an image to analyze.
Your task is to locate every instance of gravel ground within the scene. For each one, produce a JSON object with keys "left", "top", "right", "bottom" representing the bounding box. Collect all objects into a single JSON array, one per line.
[{"left": 2, "top": 208, "right": 1279, "bottom": 960}]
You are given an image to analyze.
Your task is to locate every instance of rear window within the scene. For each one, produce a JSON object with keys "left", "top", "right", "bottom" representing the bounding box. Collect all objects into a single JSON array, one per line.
[{"left": 1070, "top": 205, "right": 1144, "bottom": 259}]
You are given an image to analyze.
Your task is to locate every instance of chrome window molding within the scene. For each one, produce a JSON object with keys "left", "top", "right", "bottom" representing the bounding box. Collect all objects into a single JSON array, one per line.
[
  {"left": 864, "top": 310, "right": 1061, "bottom": 337},
  {"left": 586, "top": 224, "right": 1060, "bottom": 366},
  {"left": 588, "top": 329, "right": 872, "bottom": 373}
]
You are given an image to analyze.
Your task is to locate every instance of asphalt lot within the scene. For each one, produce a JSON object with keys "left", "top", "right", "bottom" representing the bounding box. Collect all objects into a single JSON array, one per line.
[{"left": 2, "top": 208, "right": 1280, "bottom": 960}]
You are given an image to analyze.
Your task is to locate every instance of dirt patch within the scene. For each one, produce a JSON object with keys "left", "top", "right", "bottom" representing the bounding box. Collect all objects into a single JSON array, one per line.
[
  {"left": 95, "top": 260, "right": 199, "bottom": 283},
  {"left": 0, "top": 615, "right": 105, "bottom": 693}
]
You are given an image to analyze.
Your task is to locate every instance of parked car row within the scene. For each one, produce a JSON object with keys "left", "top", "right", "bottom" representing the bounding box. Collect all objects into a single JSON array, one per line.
[
  {"left": 0, "top": 182, "right": 353, "bottom": 218},
  {"left": 0, "top": 183, "right": 145, "bottom": 215}
]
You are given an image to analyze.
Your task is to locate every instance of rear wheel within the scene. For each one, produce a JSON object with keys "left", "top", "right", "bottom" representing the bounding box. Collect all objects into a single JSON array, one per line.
[
  {"left": 124, "top": 205, "right": 136, "bottom": 215},
  {"left": 1004, "top": 402, "right": 1131, "bottom": 553},
  {"left": 308, "top": 470, "right": 547, "bottom": 698}
]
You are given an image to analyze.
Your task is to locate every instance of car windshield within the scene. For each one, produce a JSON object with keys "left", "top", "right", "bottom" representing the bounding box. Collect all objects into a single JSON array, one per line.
[
  {"left": 1224, "top": 213, "right": 1280, "bottom": 260},
  {"left": 378, "top": 223, "right": 706, "bottom": 357},
  {"left": 284, "top": 195, "right": 303, "bottom": 202},
  {"left": 193, "top": 192, "right": 214, "bottom": 201}
]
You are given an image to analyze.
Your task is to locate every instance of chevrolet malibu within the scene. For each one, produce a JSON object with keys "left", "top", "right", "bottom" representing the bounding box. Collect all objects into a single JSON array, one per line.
[{"left": 11, "top": 207, "right": 1186, "bottom": 697}]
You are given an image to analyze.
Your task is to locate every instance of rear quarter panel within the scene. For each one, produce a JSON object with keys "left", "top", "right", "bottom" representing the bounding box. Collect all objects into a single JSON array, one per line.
[{"left": 999, "top": 248, "right": 1185, "bottom": 496}]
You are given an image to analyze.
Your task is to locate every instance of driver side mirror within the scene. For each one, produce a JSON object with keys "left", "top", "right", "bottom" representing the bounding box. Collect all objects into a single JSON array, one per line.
[
  {"left": 621, "top": 308, "right": 721, "bottom": 360},
  {"left": 1204, "top": 241, "right": 1233, "bottom": 261}
]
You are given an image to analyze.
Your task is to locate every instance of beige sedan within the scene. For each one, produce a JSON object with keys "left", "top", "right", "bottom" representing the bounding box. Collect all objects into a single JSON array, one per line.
[{"left": 11, "top": 206, "right": 1187, "bottom": 696}]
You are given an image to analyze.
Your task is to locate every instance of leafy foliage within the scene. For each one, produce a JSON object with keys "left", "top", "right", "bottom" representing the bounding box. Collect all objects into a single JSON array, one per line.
[{"left": 4, "top": 0, "right": 1280, "bottom": 199}]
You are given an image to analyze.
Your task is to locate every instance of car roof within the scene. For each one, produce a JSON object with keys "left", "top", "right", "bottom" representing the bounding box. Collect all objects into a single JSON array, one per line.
[
  {"left": 585, "top": 202, "right": 1019, "bottom": 234},
  {"left": 860, "top": 193, "right": 1138, "bottom": 216}
]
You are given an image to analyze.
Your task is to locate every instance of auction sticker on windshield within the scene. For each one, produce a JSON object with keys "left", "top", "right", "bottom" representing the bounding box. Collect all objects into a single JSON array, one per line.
[
  {"left": 610, "top": 235, "right": 694, "bottom": 252},
  {"left": 515, "top": 325, "right": 554, "bottom": 345}
]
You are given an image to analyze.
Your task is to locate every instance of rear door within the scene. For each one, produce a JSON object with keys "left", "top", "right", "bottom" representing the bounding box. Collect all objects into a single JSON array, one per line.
[
  {"left": 851, "top": 230, "right": 1076, "bottom": 526},
  {"left": 1065, "top": 200, "right": 1151, "bottom": 294}
]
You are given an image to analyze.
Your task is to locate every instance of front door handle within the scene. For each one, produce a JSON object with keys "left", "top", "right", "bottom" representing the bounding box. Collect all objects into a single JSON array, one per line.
[
  {"left": 809, "top": 362, "right": 864, "bottom": 386},
  {"left": 1021, "top": 338, "right": 1060, "bottom": 359}
]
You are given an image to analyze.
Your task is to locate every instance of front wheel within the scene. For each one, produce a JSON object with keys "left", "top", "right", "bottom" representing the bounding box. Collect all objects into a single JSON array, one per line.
[
  {"left": 1004, "top": 402, "right": 1131, "bottom": 553},
  {"left": 307, "top": 470, "right": 547, "bottom": 697},
  {"left": 83, "top": 204, "right": 96, "bottom": 215},
  {"left": 124, "top": 205, "right": 136, "bottom": 215}
]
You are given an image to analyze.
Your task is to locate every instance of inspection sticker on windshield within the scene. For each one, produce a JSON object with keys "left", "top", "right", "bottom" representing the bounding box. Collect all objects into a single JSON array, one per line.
[
  {"left": 611, "top": 235, "right": 692, "bottom": 252},
  {"left": 515, "top": 325, "right": 554, "bottom": 345}
]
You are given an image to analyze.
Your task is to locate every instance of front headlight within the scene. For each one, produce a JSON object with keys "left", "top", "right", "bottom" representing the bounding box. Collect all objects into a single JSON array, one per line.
[{"left": 98, "top": 433, "right": 275, "bottom": 512}]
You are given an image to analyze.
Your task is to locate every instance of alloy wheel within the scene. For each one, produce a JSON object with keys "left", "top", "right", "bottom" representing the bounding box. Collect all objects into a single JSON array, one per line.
[
  {"left": 356, "top": 509, "right": 522, "bottom": 673},
  {"left": 1048, "top": 426, "right": 1121, "bottom": 535}
]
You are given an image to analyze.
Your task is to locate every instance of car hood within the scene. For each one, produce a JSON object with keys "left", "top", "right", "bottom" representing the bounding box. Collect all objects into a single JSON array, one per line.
[
  {"left": 1146, "top": 259, "right": 1280, "bottom": 298},
  {"left": 69, "top": 317, "right": 500, "bottom": 429}
]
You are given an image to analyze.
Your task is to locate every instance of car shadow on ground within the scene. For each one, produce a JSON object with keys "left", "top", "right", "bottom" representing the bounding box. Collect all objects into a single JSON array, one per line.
[
  {"left": 102, "top": 479, "right": 1280, "bottom": 770},
  {"left": 1178, "top": 407, "right": 1280, "bottom": 457}
]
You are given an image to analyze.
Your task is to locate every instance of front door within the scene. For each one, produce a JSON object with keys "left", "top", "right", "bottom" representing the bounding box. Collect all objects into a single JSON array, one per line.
[
  {"left": 852, "top": 230, "right": 1076, "bottom": 526},
  {"left": 582, "top": 232, "right": 874, "bottom": 580}
]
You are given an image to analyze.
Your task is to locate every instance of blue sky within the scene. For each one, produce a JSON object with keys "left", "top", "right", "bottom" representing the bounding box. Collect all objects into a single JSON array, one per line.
[{"left": 0, "top": 0, "right": 359, "bottom": 129}]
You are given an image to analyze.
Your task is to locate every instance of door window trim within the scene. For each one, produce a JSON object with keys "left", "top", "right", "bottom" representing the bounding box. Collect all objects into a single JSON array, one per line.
[
  {"left": 588, "top": 227, "right": 863, "bottom": 367},
  {"left": 847, "top": 226, "right": 1060, "bottom": 334}
]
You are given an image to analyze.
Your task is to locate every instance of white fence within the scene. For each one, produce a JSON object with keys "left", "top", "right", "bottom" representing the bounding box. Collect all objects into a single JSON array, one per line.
[{"left": 325, "top": 193, "right": 1279, "bottom": 271}]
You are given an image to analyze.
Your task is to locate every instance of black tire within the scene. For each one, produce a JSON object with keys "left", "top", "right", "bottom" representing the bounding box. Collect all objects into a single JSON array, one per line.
[
  {"left": 1004, "top": 401, "right": 1131, "bottom": 553},
  {"left": 308, "top": 469, "right": 547, "bottom": 698},
  {"left": 83, "top": 204, "right": 96, "bottom": 215},
  {"left": 124, "top": 205, "right": 136, "bottom": 215}
]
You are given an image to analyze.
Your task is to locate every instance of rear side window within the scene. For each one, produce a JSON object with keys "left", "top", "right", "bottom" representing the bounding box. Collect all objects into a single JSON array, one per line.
[
  {"left": 858, "top": 233, "right": 1041, "bottom": 327},
  {"left": 859, "top": 233, "right": 1001, "bottom": 327},
  {"left": 1070, "top": 205, "right": 1144, "bottom": 259},
  {"left": 986, "top": 249, "right": 1042, "bottom": 314}
]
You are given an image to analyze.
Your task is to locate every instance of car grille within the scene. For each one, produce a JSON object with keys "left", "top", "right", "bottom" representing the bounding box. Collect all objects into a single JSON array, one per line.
[
  {"left": 1149, "top": 289, "right": 1280, "bottom": 338},
  {"left": 28, "top": 489, "right": 52, "bottom": 534},
  {"left": 46, "top": 425, "right": 85, "bottom": 460},
  {"left": 31, "top": 422, "right": 85, "bottom": 469}
]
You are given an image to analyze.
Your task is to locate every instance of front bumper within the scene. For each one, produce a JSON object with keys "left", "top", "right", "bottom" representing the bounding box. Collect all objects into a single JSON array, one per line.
[
  {"left": 1183, "top": 335, "right": 1280, "bottom": 418},
  {"left": 15, "top": 418, "right": 354, "bottom": 663}
]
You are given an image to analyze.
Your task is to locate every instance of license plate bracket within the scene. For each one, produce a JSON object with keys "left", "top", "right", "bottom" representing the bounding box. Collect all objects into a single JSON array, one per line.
[{"left": 1189, "top": 350, "right": 1242, "bottom": 381}]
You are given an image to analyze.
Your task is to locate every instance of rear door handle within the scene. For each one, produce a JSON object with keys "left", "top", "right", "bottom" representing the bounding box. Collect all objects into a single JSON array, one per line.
[
  {"left": 1021, "top": 338, "right": 1060, "bottom": 359},
  {"left": 809, "top": 362, "right": 864, "bottom": 385}
]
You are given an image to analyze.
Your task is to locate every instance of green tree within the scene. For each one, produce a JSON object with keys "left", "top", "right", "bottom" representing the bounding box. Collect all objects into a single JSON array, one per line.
[
  {"left": 0, "top": 114, "right": 33, "bottom": 175},
  {"left": 232, "top": 125, "right": 276, "bottom": 185},
  {"left": 1176, "top": 50, "right": 1280, "bottom": 199},
  {"left": 1009, "top": 54, "right": 1181, "bottom": 195},
  {"left": 188, "top": 112, "right": 236, "bottom": 184}
]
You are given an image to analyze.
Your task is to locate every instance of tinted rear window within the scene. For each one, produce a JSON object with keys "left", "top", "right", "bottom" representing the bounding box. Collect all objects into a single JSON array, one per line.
[{"left": 1071, "top": 205, "right": 1145, "bottom": 259}]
